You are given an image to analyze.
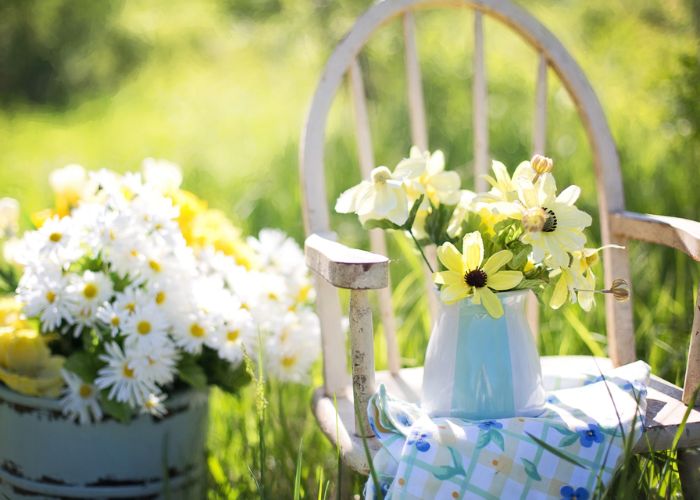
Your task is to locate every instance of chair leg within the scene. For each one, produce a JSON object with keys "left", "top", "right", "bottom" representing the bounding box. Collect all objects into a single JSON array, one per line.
[{"left": 678, "top": 447, "right": 700, "bottom": 498}]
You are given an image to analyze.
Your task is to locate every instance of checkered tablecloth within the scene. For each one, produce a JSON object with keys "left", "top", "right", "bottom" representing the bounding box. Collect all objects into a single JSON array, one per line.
[{"left": 365, "top": 361, "right": 649, "bottom": 499}]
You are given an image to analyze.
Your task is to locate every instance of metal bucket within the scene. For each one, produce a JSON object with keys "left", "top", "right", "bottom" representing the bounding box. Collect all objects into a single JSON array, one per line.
[{"left": 0, "top": 384, "right": 209, "bottom": 499}]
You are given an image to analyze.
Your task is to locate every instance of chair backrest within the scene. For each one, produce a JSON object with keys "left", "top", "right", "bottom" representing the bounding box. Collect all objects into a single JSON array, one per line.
[{"left": 300, "top": 0, "right": 635, "bottom": 396}]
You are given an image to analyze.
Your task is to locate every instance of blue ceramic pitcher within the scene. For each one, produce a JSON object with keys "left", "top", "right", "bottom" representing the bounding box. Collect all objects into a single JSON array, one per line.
[{"left": 421, "top": 290, "right": 546, "bottom": 419}]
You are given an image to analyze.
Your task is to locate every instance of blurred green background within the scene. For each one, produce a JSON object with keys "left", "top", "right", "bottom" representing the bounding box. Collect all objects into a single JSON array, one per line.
[{"left": 1, "top": 0, "right": 699, "bottom": 497}]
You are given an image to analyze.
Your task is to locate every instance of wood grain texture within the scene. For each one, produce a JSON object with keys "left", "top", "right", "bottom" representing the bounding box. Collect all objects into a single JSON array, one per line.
[
  {"left": 472, "top": 10, "right": 489, "bottom": 192},
  {"left": 348, "top": 58, "right": 401, "bottom": 374},
  {"left": 305, "top": 234, "right": 389, "bottom": 290},
  {"left": 349, "top": 290, "right": 377, "bottom": 436},
  {"left": 533, "top": 52, "right": 547, "bottom": 156},
  {"left": 683, "top": 286, "right": 700, "bottom": 406},
  {"left": 403, "top": 11, "right": 428, "bottom": 151},
  {"left": 611, "top": 211, "right": 700, "bottom": 262}
]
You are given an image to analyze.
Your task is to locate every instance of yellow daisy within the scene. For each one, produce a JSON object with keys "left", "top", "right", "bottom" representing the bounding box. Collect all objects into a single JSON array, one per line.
[{"left": 433, "top": 231, "right": 523, "bottom": 318}]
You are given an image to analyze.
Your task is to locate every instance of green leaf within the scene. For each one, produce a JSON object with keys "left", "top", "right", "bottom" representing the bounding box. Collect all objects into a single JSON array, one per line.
[
  {"left": 525, "top": 432, "right": 588, "bottom": 469},
  {"left": 490, "top": 430, "right": 505, "bottom": 451},
  {"left": 508, "top": 243, "right": 531, "bottom": 270},
  {"left": 201, "top": 348, "right": 251, "bottom": 394},
  {"left": 559, "top": 433, "right": 581, "bottom": 447},
  {"left": 177, "top": 354, "right": 208, "bottom": 390},
  {"left": 362, "top": 218, "right": 402, "bottom": 231},
  {"left": 99, "top": 392, "right": 133, "bottom": 423},
  {"left": 553, "top": 425, "right": 576, "bottom": 436},
  {"left": 64, "top": 351, "right": 102, "bottom": 382},
  {"left": 515, "top": 278, "right": 547, "bottom": 291},
  {"left": 476, "top": 430, "right": 492, "bottom": 449},
  {"left": 401, "top": 195, "right": 425, "bottom": 231},
  {"left": 521, "top": 458, "right": 542, "bottom": 481},
  {"left": 433, "top": 466, "right": 461, "bottom": 481},
  {"left": 423, "top": 200, "right": 455, "bottom": 246}
]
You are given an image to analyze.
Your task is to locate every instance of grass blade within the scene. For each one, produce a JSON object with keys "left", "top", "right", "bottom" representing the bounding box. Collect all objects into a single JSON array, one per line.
[
  {"left": 293, "top": 439, "right": 303, "bottom": 500},
  {"left": 525, "top": 432, "right": 588, "bottom": 469}
]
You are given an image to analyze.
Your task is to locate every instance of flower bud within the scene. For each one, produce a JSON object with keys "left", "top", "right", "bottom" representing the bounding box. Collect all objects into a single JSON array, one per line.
[
  {"left": 609, "top": 279, "right": 630, "bottom": 302},
  {"left": 531, "top": 154, "right": 554, "bottom": 175},
  {"left": 522, "top": 207, "right": 546, "bottom": 232}
]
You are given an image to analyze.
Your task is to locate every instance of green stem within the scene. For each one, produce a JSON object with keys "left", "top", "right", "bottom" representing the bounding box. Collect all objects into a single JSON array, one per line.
[{"left": 408, "top": 228, "right": 434, "bottom": 274}]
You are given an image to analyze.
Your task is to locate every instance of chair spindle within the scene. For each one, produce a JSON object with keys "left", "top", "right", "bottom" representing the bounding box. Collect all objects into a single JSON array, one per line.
[{"left": 348, "top": 58, "right": 401, "bottom": 375}]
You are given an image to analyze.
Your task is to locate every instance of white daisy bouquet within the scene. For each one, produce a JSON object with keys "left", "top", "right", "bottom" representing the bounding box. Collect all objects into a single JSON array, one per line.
[
  {"left": 0, "top": 161, "right": 320, "bottom": 424},
  {"left": 336, "top": 147, "right": 628, "bottom": 318}
]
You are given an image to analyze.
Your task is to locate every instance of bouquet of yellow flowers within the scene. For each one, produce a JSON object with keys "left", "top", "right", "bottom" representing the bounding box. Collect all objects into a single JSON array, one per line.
[
  {"left": 336, "top": 147, "right": 628, "bottom": 318},
  {"left": 0, "top": 160, "right": 320, "bottom": 424}
]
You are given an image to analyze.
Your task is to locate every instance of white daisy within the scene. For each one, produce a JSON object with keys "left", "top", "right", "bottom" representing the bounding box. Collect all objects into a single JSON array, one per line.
[
  {"left": 209, "top": 308, "right": 256, "bottom": 366},
  {"left": 96, "top": 302, "right": 123, "bottom": 336},
  {"left": 172, "top": 308, "right": 215, "bottom": 354},
  {"left": 129, "top": 335, "right": 179, "bottom": 386},
  {"left": 121, "top": 303, "right": 169, "bottom": 348},
  {"left": 17, "top": 266, "right": 75, "bottom": 332},
  {"left": 60, "top": 369, "right": 103, "bottom": 425},
  {"left": 142, "top": 158, "right": 183, "bottom": 194},
  {"left": 66, "top": 271, "right": 114, "bottom": 332},
  {"left": 23, "top": 215, "right": 82, "bottom": 266},
  {"left": 140, "top": 392, "right": 168, "bottom": 418},
  {"left": 95, "top": 342, "right": 157, "bottom": 407},
  {"left": 265, "top": 311, "right": 320, "bottom": 383}
]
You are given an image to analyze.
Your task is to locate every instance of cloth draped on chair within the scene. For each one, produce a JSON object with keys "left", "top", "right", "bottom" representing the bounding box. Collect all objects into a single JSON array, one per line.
[{"left": 365, "top": 361, "right": 650, "bottom": 499}]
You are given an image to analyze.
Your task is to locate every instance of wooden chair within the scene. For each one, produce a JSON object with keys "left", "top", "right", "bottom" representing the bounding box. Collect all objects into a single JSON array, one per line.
[{"left": 299, "top": 0, "right": 700, "bottom": 494}]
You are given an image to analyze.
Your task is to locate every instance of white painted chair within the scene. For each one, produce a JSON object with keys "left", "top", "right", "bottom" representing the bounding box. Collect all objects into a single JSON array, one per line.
[{"left": 299, "top": 0, "right": 700, "bottom": 493}]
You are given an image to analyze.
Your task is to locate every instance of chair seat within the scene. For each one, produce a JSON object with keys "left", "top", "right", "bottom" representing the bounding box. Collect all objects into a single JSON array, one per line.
[{"left": 311, "top": 355, "right": 700, "bottom": 474}]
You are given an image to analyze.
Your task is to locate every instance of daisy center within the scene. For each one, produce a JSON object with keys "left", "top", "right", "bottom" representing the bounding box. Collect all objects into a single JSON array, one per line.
[
  {"left": 49, "top": 232, "right": 62, "bottom": 243},
  {"left": 542, "top": 207, "right": 558, "bottom": 233},
  {"left": 155, "top": 291, "right": 166, "bottom": 305},
  {"left": 281, "top": 355, "right": 297, "bottom": 368},
  {"left": 190, "top": 323, "right": 205, "bottom": 338},
  {"left": 227, "top": 330, "right": 240, "bottom": 342},
  {"left": 122, "top": 364, "right": 134, "bottom": 379},
  {"left": 137, "top": 320, "right": 152, "bottom": 335},
  {"left": 83, "top": 283, "right": 98, "bottom": 299},
  {"left": 464, "top": 269, "right": 488, "bottom": 288},
  {"left": 79, "top": 384, "right": 93, "bottom": 398},
  {"left": 148, "top": 260, "right": 162, "bottom": 273},
  {"left": 111, "top": 316, "right": 120, "bottom": 327},
  {"left": 46, "top": 291, "right": 57, "bottom": 304}
]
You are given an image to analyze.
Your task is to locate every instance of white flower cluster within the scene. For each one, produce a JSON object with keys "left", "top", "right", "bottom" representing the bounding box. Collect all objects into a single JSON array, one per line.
[{"left": 14, "top": 162, "right": 320, "bottom": 423}]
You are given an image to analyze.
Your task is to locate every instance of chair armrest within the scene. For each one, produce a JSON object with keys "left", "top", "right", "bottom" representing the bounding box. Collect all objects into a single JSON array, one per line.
[
  {"left": 305, "top": 233, "right": 389, "bottom": 290},
  {"left": 611, "top": 211, "right": 700, "bottom": 261}
]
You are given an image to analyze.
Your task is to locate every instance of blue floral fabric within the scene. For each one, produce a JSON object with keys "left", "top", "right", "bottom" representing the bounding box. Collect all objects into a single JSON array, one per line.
[{"left": 365, "top": 361, "right": 649, "bottom": 499}]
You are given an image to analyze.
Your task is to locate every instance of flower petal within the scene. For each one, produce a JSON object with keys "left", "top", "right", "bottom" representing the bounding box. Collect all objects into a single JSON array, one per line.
[
  {"left": 556, "top": 185, "right": 581, "bottom": 205},
  {"left": 462, "top": 232, "right": 483, "bottom": 270},
  {"left": 440, "top": 284, "right": 469, "bottom": 304},
  {"left": 437, "top": 243, "right": 464, "bottom": 274},
  {"left": 335, "top": 183, "right": 364, "bottom": 213},
  {"left": 487, "top": 270, "right": 523, "bottom": 291},
  {"left": 433, "top": 270, "right": 463, "bottom": 287},
  {"left": 482, "top": 250, "right": 513, "bottom": 275},
  {"left": 478, "top": 287, "right": 504, "bottom": 318},
  {"left": 549, "top": 273, "right": 570, "bottom": 309}
]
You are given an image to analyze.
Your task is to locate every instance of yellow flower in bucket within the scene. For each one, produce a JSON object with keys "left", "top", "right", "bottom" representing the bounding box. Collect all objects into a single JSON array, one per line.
[
  {"left": 189, "top": 209, "right": 259, "bottom": 269},
  {"left": 0, "top": 327, "right": 64, "bottom": 398}
]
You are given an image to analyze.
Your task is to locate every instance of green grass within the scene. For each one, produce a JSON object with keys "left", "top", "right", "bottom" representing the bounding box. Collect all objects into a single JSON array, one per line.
[{"left": 1, "top": 0, "right": 699, "bottom": 497}]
